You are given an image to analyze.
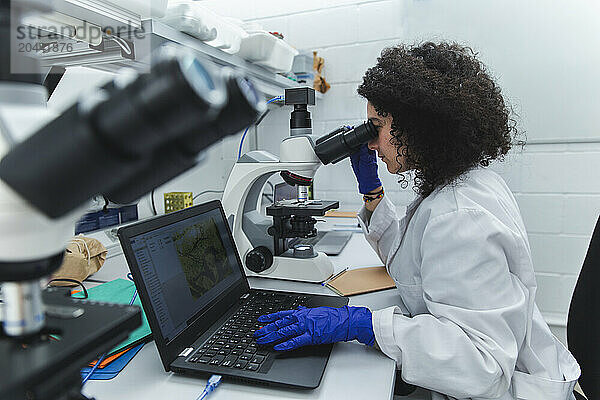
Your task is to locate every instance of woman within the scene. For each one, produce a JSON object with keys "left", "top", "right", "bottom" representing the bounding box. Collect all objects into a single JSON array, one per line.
[{"left": 254, "top": 42, "right": 580, "bottom": 399}]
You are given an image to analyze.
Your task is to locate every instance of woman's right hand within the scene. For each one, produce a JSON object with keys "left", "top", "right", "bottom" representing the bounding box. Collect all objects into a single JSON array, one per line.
[{"left": 350, "top": 145, "right": 382, "bottom": 195}]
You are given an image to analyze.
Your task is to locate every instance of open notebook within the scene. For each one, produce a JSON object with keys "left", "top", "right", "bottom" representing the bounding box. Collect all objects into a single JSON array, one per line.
[{"left": 325, "top": 266, "right": 396, "bottom": 296}]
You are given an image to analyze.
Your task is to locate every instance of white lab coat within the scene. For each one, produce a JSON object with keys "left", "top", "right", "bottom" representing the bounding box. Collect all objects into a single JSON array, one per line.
[{"left": 357, "top": 168, "right": 580, "bottom": 400}]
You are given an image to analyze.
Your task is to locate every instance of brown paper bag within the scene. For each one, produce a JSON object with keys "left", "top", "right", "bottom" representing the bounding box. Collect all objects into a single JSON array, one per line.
[
  {"left": 313, "top": 51, "right": 331, "bottom": 94},
  {"left": 49, "top": 236, "right": 107, "bottom": 286}
]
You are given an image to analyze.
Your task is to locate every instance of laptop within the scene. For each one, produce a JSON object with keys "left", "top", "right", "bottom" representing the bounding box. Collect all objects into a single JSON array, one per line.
[
  {"left": 117, "top": 200, "right": 348, "bottom": 389},
  {"left": 274, "top": 182, "right": 353, "bottom": 255}
]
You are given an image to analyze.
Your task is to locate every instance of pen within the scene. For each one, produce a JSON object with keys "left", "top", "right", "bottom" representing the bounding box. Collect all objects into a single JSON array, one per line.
[
  {"left": 325, "top": 285, "right": 345, "bottom": 297},
  {"left": 321, "top": 267, "right": 349, "bottom": 286}
]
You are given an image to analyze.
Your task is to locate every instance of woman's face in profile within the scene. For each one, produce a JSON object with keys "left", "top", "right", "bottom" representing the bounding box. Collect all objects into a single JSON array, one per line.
[{"left": 366, "top": 102, "right": 407, "bottom": 174}]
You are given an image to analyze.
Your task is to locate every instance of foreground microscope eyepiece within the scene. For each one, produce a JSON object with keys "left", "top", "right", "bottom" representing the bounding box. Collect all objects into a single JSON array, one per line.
[
  {"left": 104, "top": 68, "right": 266, "bottom": 204},
  {"left": 0, "top": 51, "right": 265, "bottom": 217}
]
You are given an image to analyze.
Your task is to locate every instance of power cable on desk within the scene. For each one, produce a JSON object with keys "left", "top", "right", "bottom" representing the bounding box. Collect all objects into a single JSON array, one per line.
[
  {"left": 196, "top": 375, "right": 222, "bottom": 400},
  {"left": 84, "top": 278, "right": 108, "bottom": 284},
  {"left": 48, "top": 278, "right": 88, "bottom": 299}
]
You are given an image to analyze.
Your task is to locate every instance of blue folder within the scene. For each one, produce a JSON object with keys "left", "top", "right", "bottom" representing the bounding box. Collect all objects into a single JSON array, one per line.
[{"left": 80, "top": 343, "right": 144, "bottom": 380}]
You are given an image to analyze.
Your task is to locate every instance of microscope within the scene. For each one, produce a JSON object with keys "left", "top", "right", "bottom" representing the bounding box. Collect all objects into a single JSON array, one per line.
[
  {"left": 0, "top": 2, "right": 265, "bottom": 398},
  {"left": 222, "top": 87, "right": 378, "bottom": 283}
]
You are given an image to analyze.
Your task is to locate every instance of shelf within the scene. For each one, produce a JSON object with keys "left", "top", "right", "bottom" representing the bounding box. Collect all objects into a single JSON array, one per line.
[
  {"left": 35, "top": 19, "right": 305, "bottom": 99},
  {"left": 52, "top": 0, "right": 143, "bottom": 30},
  {"left": 149, "top": 20, "right": 298, "bottom": 98}
]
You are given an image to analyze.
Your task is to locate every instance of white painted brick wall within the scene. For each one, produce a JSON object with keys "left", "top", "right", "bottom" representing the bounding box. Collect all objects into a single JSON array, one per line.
[
  {"left": 317, "top": 40, "right": 396, "bottom": 84},
  {"left": 514, "top": 194, "right": 564, "bottom": 234},
  {"left": 286, "top": 6, "right": 360, "bottom": 50},
  {"left": 528, "top": 234, "right": 590, "bottom": 275},
  {"left": 535, "top": 274, "right": 579, "bottom": 315},
  {"left": 202, "top": 0, "right": 600, "bottom": 332},
  {"left": 563, "top": 195, "right": 600, "bottom": 235},
  {"left": 357, "top": 1, "right": 403, "bottom": 42}
]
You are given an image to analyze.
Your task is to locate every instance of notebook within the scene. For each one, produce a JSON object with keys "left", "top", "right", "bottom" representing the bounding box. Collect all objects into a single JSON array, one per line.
[{"left": 326, "top": 266, "right": 396, "bottom": 296}]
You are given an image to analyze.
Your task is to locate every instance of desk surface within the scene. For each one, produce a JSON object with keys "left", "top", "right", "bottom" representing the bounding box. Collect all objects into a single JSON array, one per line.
[{"left": 84, "top": 231, "right": 400, "bottom": 400}]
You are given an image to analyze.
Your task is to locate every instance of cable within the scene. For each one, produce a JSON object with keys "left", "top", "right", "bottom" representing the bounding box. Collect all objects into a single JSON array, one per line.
[
  {"left": 78, "top": 274, "right": 136, "bottom": 385},
  {"left": 109, "top": 35, "right": 133, "bottom": 55},
  {"left": 192, "top": 190, "right": 224, "bottom": 201},
  {"left": 237, "top": 125, "right": 251, "bottom": 160},
  {"left": 48, "top": 279, "right": 89, "bottom": 299},
  {"left": 254, "top": 108, "right": 271, "bottom": 126},
  {"left": 81, "top": 353, "right": 105, "bottom": 385},
  {"left": 237, "top": 96, "right": 282, "bottom": 160},
  {"left": 238, "top": 107, "right": 272, "bottom": 162},
  {"left": 150, "top": 188, "right": 158, "bottom": 215},
  {"left": 195, "top": 375, "right": 222, "bottom": 400},
  {"left": 262, "top": 181, "right": 274, "bottom": 202},
  {"left": 127, "top": 273, "right": 138, "bottom": 305},
  {"left": 102, "top": 196, "right": 109, "bottom": 212},
  {"left": 84, "top": 278, "right": 108, "bottom": 284}
]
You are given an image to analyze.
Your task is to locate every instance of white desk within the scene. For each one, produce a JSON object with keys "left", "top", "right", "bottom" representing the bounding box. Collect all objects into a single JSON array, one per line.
[{"left": 83, "top": 232, "right": 403, "bottom": 400}]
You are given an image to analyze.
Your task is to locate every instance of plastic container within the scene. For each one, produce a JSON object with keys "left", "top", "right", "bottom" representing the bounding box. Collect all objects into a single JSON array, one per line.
[
  {"left": 237, "top": 30, "right": 299, "bottom": 73},
  {"left": 205, "top": 17, "right": 247, "bottom": 54},
  {"left": 160, "top": 2, "right": 246, "bottom": 53},
  {"left": 292, "top": 54, "right": 313, "bottom": 74},
  {"left": 160, "top": 1, "right": 218, "bottom": 41}
]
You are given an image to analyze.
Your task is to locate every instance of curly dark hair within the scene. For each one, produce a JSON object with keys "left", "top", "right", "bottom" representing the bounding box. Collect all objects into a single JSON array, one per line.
[{"left": 357, "top": 42, "right": 520, "bottom": 197}]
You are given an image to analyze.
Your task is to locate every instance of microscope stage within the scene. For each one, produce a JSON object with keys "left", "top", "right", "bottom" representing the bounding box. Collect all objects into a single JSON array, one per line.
[{"left": 266, "top": 200, "right": 339, "bottom": 217}]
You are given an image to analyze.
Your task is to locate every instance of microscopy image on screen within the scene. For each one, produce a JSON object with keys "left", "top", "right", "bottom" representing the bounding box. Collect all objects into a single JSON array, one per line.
[{"left": 171, "top": 217, "right": 233, "bottom": 299}]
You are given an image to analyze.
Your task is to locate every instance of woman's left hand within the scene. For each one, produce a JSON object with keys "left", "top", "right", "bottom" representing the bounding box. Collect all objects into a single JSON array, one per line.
[{"left": 253, "top": 305, "right": 375, "bottom": 351}]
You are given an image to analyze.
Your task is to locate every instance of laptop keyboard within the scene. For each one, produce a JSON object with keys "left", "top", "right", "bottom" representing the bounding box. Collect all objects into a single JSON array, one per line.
[{"left": 187, "top": 291, "right": 309, "bottom": 372}]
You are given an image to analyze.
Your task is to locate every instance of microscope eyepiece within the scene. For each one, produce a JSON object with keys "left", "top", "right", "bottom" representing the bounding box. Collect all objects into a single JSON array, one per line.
[{"left": 314, "top": 120, "right": 378, "bottom": 165}]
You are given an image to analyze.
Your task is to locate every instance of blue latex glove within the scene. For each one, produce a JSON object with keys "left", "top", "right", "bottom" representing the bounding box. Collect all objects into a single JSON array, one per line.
[
  {"left": 253, "top": 305, "right": 375, "bottom": 351},
  {"left": 350, "top": 144, "right": 382, "bottom": 194}
]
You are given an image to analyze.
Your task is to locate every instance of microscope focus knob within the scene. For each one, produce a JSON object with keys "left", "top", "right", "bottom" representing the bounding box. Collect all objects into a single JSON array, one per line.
[{"left": 245, "top": 246, "right": 273, "bottom": 273}]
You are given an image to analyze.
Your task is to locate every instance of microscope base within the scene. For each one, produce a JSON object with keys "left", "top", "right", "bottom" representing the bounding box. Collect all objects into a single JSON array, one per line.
[
  {"left": 0, "top": 287, "right": 142, "bottom": 400},
  {"left": 246, "top": 252, "right": 334, "bottom": 283}
]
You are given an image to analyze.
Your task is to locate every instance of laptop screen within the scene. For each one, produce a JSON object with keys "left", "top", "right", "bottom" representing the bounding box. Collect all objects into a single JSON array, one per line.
[{"left": 127, "top": 206, "right": 244, "bottom": 344}]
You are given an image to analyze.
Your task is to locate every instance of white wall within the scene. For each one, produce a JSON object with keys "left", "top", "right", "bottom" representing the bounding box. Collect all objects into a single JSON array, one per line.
[{"left": 200, "top": 0, "right": 600, "bottom": 335}]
